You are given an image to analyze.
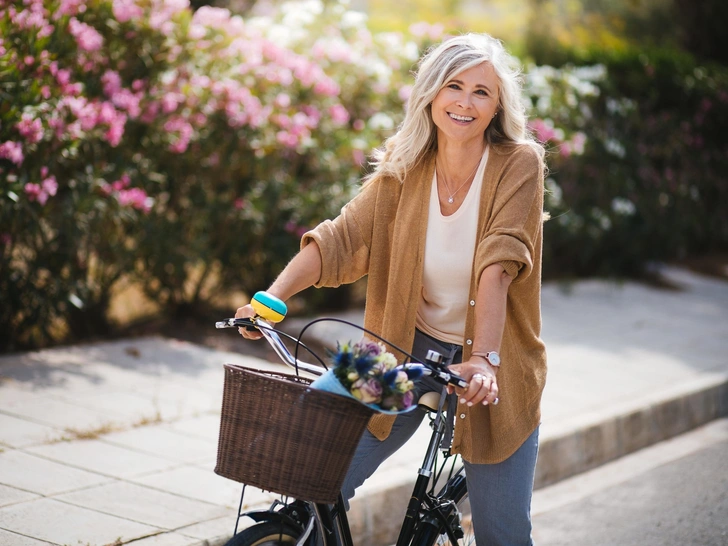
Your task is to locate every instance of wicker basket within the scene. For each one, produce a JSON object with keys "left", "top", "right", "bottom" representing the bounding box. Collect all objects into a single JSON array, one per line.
[{"left": 215, "top": 364, "right": 374, "bottom": 503}]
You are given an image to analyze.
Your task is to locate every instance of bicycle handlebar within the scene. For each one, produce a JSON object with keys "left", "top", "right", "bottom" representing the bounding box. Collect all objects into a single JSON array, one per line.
[
  {"left": 215, "top": 317, "right": 327, "bottom": 377},
  {"left": 215, "top": 317, "right": 469, "bottom": 390}
]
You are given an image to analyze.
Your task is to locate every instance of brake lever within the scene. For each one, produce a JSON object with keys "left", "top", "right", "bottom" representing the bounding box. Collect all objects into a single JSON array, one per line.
[{"left": 215, "top": 317, "right": 257, "bottom": 331}]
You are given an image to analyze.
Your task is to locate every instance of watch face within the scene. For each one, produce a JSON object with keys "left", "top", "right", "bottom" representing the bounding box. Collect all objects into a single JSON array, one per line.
[{"left": 488, "top": 352, "right": 501, "bottom": 366}]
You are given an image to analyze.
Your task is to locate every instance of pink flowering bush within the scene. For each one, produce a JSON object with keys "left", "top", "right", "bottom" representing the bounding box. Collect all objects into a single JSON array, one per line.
[{"left": 0, "top": 0, "right": 418, "bottom": 350}]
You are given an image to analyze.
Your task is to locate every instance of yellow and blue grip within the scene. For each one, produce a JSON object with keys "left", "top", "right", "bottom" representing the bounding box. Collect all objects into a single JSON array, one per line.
[{"left": 250, "top": 291, "right": 287, "bottom": 323}]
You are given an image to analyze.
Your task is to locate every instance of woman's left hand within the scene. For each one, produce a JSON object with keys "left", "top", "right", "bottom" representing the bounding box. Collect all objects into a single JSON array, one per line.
[{"left": 447, "top": 359, "right": 499, "bottom": 406}]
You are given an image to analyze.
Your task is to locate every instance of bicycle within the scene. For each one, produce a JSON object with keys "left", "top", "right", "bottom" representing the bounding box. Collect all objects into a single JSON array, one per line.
[{"left": 214, "top": 292, "right": 475, "bottom": 546}]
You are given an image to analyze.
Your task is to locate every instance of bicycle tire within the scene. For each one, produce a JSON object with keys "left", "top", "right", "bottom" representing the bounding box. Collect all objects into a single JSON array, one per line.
[
  {"left": 411, "top": 470, "right": 472, "bottom": 546},
  {"left": 224, "top": 521, "right": 302, "bottom": 546}
]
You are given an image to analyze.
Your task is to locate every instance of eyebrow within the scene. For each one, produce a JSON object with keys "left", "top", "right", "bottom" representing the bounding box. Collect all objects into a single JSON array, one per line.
[{"left": 449, "top": 78, "right": 493, "bottom": 94}]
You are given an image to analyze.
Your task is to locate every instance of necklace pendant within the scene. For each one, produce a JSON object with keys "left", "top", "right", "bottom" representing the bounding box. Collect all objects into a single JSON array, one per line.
[{"left": 448, "top": 196, "right": 454, "bottom": 204}]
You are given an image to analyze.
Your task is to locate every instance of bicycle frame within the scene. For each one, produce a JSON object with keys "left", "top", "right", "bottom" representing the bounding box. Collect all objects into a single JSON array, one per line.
[{"left": 216, "top": 317, "right": 468, "bottom": 546}]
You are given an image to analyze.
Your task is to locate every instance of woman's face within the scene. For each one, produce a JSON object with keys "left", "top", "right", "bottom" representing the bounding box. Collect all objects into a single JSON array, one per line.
[{"left": 431, "top": 62, "right": 499, "bottom": 148}]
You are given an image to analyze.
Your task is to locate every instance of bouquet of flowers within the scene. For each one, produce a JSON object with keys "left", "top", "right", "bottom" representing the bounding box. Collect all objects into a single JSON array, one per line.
[{"left": 310, "top": 340, "right": 423, "bottom": 413}]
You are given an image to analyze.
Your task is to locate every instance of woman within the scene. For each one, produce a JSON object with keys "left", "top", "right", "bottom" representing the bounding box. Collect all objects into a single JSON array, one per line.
[{"left": 236, "top": 33, "right": 547, "bottom": 545}]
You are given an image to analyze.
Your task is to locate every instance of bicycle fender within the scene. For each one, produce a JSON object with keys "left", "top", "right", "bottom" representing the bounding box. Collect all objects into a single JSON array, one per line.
[{"left": 244, "top": 510, "right": 305, "bottom": 531}]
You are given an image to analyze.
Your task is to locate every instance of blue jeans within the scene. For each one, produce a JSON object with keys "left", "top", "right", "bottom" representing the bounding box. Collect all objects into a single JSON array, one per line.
[{"left": 340, "top": 329, "right": 539, "bottom": 545}]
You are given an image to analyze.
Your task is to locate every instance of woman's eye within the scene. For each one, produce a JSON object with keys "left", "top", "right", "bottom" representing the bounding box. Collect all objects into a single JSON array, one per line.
[
  {"left": 447, "top": 83, "right": 461, "bottom": 90},
  {"left": 475, "top": 89, "right": 488, "bottom": 96}
]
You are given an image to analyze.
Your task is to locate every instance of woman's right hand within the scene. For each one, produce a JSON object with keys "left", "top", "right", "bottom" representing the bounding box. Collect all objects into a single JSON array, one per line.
[{"left": 235, "top": 304, "right": 263, "bottom": 340}]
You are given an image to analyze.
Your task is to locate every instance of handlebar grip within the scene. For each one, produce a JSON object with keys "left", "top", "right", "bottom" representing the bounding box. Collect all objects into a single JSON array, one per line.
[{"left": 250, "top": 291, "right": 287, "bottom": 323}]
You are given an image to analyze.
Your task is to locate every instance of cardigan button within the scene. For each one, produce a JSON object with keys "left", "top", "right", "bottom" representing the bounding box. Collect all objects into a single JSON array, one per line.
[
  {"left": 469, "top": 300, "right": 475, "bottom": 306},
  {"left": 460, "top": 413, "right": 466, "bottom": 419},
  {"left": 465, "top": 339, "right": 472, "bottom": 345}
]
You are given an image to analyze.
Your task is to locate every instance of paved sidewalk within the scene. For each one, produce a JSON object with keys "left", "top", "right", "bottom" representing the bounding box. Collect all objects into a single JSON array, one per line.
[{"left": 1, "top": 267, "right": 727, "bottom": 546}]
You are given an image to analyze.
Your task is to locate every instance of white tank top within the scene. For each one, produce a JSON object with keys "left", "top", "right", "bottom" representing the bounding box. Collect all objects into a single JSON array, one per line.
[{"left": 415, "top": 147, "right": 489, "bottom": 344}]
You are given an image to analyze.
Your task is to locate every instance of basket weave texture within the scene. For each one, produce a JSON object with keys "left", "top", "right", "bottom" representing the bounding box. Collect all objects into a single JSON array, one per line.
[{"left": 215, "top": 364, "right": 374, "bottom": 503}]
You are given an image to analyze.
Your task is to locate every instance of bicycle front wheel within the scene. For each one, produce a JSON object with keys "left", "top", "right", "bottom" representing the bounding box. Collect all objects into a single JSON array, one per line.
[{"left": 225, "top": 521, "right": 302, "bottom": 546}]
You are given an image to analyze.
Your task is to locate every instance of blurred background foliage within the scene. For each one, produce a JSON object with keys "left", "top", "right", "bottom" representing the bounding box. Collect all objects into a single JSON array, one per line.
[{"left": 1, "top": 0, "right": 726, "bottom": 352}]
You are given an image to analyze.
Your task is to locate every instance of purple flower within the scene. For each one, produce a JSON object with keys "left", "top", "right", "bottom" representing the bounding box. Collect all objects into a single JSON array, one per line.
[
  {"left": 351, "top": 378, "right": 383, "bottom": 404},
  {"left": 401, "top": 390, "right": 414, "bottom": 409}
]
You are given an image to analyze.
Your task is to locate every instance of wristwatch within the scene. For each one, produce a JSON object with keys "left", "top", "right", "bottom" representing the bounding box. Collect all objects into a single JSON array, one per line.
[{"left": 472, "top": 351, "right": 501, "bottom": 367}]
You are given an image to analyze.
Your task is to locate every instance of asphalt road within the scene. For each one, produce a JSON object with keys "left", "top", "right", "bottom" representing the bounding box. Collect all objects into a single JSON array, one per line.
[{"left": 532, "top": 419, "right": 728, "bottom": 546}]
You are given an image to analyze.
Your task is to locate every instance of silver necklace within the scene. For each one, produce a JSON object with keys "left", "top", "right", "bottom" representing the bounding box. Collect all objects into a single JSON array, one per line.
[{"left": 437, "top": 158, "right": 481, "bottom": 204}]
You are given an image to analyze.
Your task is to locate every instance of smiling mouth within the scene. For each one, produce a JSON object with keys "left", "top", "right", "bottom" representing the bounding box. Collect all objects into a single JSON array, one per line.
[{"left": 449, "top": 112, "right": 474, "bottom": 122}]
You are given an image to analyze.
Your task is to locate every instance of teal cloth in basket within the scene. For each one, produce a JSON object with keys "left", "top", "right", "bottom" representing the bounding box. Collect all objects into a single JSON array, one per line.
[{"left": 309, "top": 369, "right": 417, "bottom": 415}]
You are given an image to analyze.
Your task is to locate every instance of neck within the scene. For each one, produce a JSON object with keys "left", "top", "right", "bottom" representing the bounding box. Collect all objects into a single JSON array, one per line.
[{"left": 436, "top": 139, "right": 486, "bottom": 183}]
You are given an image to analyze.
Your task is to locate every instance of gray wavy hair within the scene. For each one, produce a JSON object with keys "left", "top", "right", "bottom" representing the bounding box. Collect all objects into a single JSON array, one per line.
[{"left": 371, "top": 33, "right": 543, "bottom": 182}]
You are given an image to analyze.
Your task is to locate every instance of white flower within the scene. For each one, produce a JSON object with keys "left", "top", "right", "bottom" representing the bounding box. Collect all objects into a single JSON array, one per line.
[
  {"left": 379, "top": 351, "right": 398, "bottom": 369},
  {"left": 572, "top": 64, "right": 607, "bottom": 82},
  {"left": 611, "top": 197, "right": 636, "bottom": 216},
  {"left": 604, "top": 138, "right": 626, "bottom": 158},
  {"left": 281, "top": 0, "right": 323, "bottom": 23},
  {"left": 536, "top": 96, "right": 551, "bottom": 114},
  {"left": 341, "top": 10, "right": 367, "bottom": 29},
  {"left": 606, "top": 97, "right": 636, "bottom": 116},
  {"left": 570, "top": 132, "right": 587, "bottom": 154},
  {"left": 368, "top": 112, "right": 394, "bottom": 131},
  {"left": 403, "top": 41, "right": 420, "bottom": 62},
  {"left": 545, "top": 178, "right": 563, "bottom": 206},
  {"left": 591, "top": 207, "right": 612, "bottom": 230}
]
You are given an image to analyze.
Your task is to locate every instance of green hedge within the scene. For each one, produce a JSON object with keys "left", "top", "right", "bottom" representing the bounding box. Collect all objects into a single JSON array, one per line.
[{"left": 526, "top": 47, "right": 728, "bottom": 278}]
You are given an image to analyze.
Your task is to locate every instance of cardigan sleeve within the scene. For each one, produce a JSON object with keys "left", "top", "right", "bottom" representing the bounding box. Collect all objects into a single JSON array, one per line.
[
  {"left": 300, "top": 176, "right": 383, "bottom": 288},
  {"left": 474, "top": 145, "right": 544, "bottom": 283}
]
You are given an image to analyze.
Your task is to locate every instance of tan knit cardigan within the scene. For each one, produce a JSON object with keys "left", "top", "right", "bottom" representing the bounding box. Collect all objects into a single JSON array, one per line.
[{"left": 301, "top": 142, "right": 547, "bottom": 464}]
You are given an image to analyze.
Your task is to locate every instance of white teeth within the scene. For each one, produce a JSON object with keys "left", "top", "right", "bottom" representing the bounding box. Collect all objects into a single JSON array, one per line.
[{"left": 449, "top": 113, "right": 474, "bottom": 122}]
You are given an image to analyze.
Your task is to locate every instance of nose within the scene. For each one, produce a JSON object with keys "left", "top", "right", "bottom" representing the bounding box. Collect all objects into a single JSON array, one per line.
[{"left": 455, "top": 93, "right": 472, "bottom": 109}]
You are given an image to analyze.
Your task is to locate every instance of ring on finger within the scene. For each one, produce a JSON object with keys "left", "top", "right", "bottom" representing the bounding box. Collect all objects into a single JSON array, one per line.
[{"left": 472, "top": 373, "right": 484, "bottom": 382}]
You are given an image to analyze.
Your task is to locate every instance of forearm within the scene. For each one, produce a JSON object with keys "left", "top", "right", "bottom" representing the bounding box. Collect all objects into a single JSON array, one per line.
[
  {"left": 266, "top": 242, "right": 322, "bottom": 302},
  {"left": 472, "top": 263, "right": 512, "bottom": 355}
]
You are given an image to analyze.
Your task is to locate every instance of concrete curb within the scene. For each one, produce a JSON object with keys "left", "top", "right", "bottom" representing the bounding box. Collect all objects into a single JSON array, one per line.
[{"left": 535, "top": 372, "right": 728, "bottom": 488}]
